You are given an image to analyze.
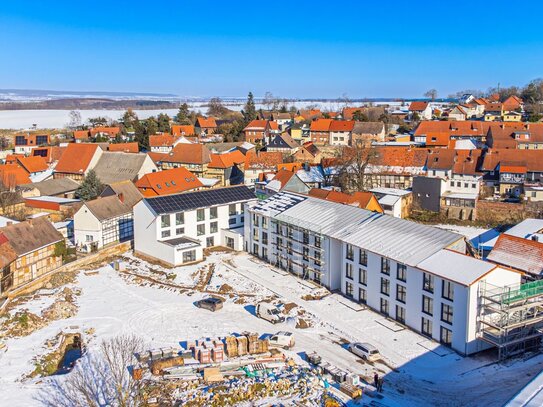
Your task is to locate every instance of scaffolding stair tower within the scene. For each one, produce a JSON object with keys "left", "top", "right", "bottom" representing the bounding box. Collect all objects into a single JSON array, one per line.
[{"left": 478, "top": 280, "right": 543, "bottom": 360}]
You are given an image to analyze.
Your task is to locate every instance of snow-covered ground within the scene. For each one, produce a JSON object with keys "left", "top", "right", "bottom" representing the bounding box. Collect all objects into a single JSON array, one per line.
[{"left": 1, "top": 251, "right": 542, "bottom": 406}]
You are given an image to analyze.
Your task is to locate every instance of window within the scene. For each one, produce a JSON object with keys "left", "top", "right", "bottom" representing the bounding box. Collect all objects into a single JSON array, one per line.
[
  {"left": 359, "top": 249, "right": 367, "bottom": 266},
  {"left": 422, "top": 317, "right": 433, "bottom": 337},
  {"left": 315, "top": 236, "right": 321, "bottom": 248},
  {"left": 175, "top": 227, "right": 184, "bottom": 235},
  {"left": 345, "top": 263, "right": 353, "bottom": 280},
  {"left": 397, "top": 263, "right": 407, "bottom": 282},
  {"left": 359, "top": 268, "right": 367, "bottom": 285},
  {"left": 197, "top": 224, "right": 205, "bottom": 236},
  {"left": 302, "top": 247, "right": 309, "bottom": 261},
  {"left": 161, "top": 214, "right": 170, "bottom": 228},
  {"left": 396, "top": 305, "right": 405, "bottom": 324},
  {"left": 346, "top": 244, "right": 354, "bottom": 261},
  {"left": 381, "top": 277, "right": 390, "bottom": 296},
  {"left": 210, "top": 207, "right": 218, "bottom": 219},
  {"left": 314, "top": 251, "right": 321, "bottom": 266},
  {"left": 422, "top": 295, "right": 433, "bottom": 316},
  {"left": 346, "top": 282, "right": 353, "bottom": 298},
  {"left": 161, "top": 230, "right": 171, "bottom": 238},
  {"left": 252, "top": 213, "right": 259, "bottom": 227},
  {"left": 440, "top": 326, "right": 452, "bottom": 346},
  {"left": 206, "top": 236, "right": 214, "bottom": 247},
  {"left": 253, "top": 243, "right": 259, "bottom": 255},
  {"left": 229, "top": 218, "right": 236, "bottom": 225},
  {"left": 441, "top": 304, "right": 453, "bottom": 325},
  {"left": 262, "top": 217, "right": 267, "bottom": 228},
  {"left": 197, "top": 209, "right": 205, "bottom": 221},
  {"left": 210, "top": 222, "right": 218, "bottom": 234},
  {"left": 380, "top": 298, "right": 389, "bottom": 315},
  {"left": 85, "top": 235, "right": 93, "bottom": 242},
  {"left": 396, "top": 284, "right": 406, "bottom": 303},
  {"left": 176, "top": 213, "right": 184, "bottom": 225},
  {"left": 423, "top": 273, "right": 434, "bottom": 293},
  {"left": 183, "top": 250, "right": 196, "bottom": 263},
  {"left": 262, "top": 232, "right": 268, "bottom": 245},
  {"left": 303, "top": 232, "right": 309, "bottom": 244},
  {"left": 229, "top": 204, "right": 237, "bottom": 216},
  {"left": 442, "top": 280, "right": 454, "bottom": 301},
  {"left": 359, "top": 288, "right": 367, "bottom": 304},
  {"left": 381, "top": 257, "right": 390, "bottom": 275}
]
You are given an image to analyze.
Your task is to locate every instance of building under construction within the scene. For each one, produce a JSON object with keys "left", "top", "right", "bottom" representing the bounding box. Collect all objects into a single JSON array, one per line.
[{"left": 478, "top": 280, "right": 543, "bottom": 359}]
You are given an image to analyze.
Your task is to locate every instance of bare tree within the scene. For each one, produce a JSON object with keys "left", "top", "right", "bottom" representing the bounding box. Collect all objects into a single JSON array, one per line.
[
  {"left": 340, "top": 93, "right": 351, "bottom": 108},
  {"left": 0, "top": 135, "right": 10, "bottom": 150},
  {"left": 0, "top": 173, "right": 22, "bottom": 215},
  {"left": 206, "top": 97, "right": 228, "bottom": 117},
  {"left": 334, "top": 144, "right": 379, "bottom": 193},
  {"left": 424, "top": 89, "right": 438, "bottom": 102},
  {"left": 37, "top": 334, "right": 145, "bottom": 407},
  {"left": 263, "top": 91, "right": 276, "bottom": 111},
  {"left": 67, "top": 110, "right": 82, "bottom": 130}
]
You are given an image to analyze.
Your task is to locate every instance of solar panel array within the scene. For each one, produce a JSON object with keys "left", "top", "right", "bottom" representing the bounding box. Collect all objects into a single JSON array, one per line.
[{"left": 146, "top": 185, "right": 256, "bottom": 214}]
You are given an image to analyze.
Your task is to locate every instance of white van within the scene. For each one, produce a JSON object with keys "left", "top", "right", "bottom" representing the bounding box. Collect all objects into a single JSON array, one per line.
[
  {"left": 268, "top": 331, "right": 295, "bottom": 349},
  {"left": 256, "top": 302, "right": 285, "bottom": 324},
  {"left": 348, "top": 342, "right": 380, "bottom": 362}
]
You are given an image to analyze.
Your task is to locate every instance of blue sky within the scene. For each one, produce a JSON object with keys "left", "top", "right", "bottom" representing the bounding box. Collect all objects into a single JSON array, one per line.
[{"left": 1, "top": 1, "right": 542, "bottom": 98}]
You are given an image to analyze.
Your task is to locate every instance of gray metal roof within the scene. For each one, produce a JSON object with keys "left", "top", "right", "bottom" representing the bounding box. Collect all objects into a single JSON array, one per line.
[
  {"left": 257, "top": 192, "right": 462, "bottom": 266},
  {"left": 92, "top": 152, "right": 150, "bottom": 185},
  {"left": 338, "top": 215, "right": 462, "bottom": 267}
]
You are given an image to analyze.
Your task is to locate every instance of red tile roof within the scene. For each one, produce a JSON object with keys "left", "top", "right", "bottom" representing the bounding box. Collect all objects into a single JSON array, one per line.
[
  {"left": 414, "top": 121, "right": 485, "bottom": 137},
  {"left": 135, "top": 167, "right": 202, "bottom": 197},
  {"left": 308, "top": 188, "right": 382, "bottom": 211},
  {"left": 159, "top": 143, "right": 211, "bottom": 165},
  {"left": 243, "top": 120, "right": 268, "bottom": 131},
  {"left": 209, "top": 150, "right": 246, "bottom": 169},
  {"left": 329, "top": 120, "right": 355, "bottom": 132},
  {"left": 0, "top": 164, "right": 31, "bottom": 186},
  {"left": 488, "top": 234, "right": 543, "bottom": 275},
  {"left": 149, "top": 134, "right": 177, "bottom": 148},
  {"left": 245, "top": 151, "right": 283, "bottom": 170},
  {"left": 341, "top": 107, "right": 365, "bottom": 120},
  {"left": 409, "top": 101, "right": 429, "bottom": 111},
  {"left": 16, "top": 156, "right": 48, "bottom": 174},
  {"left": 31, "top": 146, "right": 65, "bottom": 164},
  {"left": 482, "top": 149, "right": 543, "bottom": 172},
  {"left": 73, "top": 130, "right": 90, "bottom": 140},
  {"left": 55, "top": 143, "right": 101, "bottom": 174},
  {"left": 310, "top": 119, "right": 333, "bottom": 132},
  {"left": 171, "top": 125, "right": 195, "bottom": 136},
  {"left": 89, "top": 126, "right": 121, "bottom": 137},
  {"left": 196, "top": 117, "right": 217, "bottom": 128},
  {"left": 107, "top": 142, "right": 139, "bottom": 153}
]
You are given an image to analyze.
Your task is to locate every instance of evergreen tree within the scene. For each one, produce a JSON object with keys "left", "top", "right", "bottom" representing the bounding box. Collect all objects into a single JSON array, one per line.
[
  {"left": 243, "top": 92, "right": 257, "bottom": 122},
  {"left": 121, "top": 108, "right": 139, "bottom": 135},
  {"left": 176, "top": 103, "right": 192, "bottom": 124},
  {"left": 76, "top": 169, "right": 105, "bottom": 201},
  {"left": 353, "top": 110, "right": 369, "bottom": 122},
  {"left": 157, "top": 113, "right": 171, "bottom": 133}
]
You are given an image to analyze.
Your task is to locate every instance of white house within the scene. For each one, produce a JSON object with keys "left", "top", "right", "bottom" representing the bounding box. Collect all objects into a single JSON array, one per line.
[
  {"left": 133, "top": 185, "right": 256, "bottom": 266},
  {"left": 74, "top": 181, "right": 143, "bottom": 252},
  {"left": 245, "top": 191, "right": 524, "bottom": 356}
]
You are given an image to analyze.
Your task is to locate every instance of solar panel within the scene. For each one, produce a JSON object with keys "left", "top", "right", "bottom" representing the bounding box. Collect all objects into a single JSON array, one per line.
[{"left": 146, "top": 185, "right": 256, "bottom": 214}]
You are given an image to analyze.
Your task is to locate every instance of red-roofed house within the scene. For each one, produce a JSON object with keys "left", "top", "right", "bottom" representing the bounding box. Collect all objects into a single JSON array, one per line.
[
  {"left": 206, "top": 151, "right": 246, "bottom": 186},
  {"left": 308, "top": 188, "right": 383, "bottom": 212},
  {"left": 135, "top": 167, "right": 203, "bottom": 197},
  {"left": 53, "top": 143, "right": 104, "bottom": 181},
  {"left": 153, "top": 143, "right": 212, "bottom": 177},
  {"left": 171, "top": 125, "right": 195, "bottom": 137},
  {"left": 0, "top": 164, "right": 32, "bottom": 188},
  {"left": 31, "top": 146, "right": 65, "bottom": 164},
  {"left": 292, "top": 141, "right": 321, "bottom": 164},
  {"left": 16, "top": 156, "right": 49, "bottom": 176},
  {"left": 244, "top": 151, "right": 284, "bottom": 185},
  {"left": 14, "top": 133, "right": 51, "bottom": 155},
  {"left": 488, "top": 234, "right": 543, "bottom": 277},
  {"left": 243, "top": 120, "right": 270, "bottom": 144},
  {"left": 408, "top": 101, "right": 432, "bottom": 120},
  {"left": 89, "top": 126, "right": 121, "bottom": 140},
  {"left": 73, "top": 130, "right": 90, "bottom": 143},
  {"left": 329, "top": 120, "right": 355, "bottom": 146},
  {"left": 107, "top": 142, "right": 139, "bottom": 153},
  {"left": 310, "top": 119, "right": 333, "bottom": 145},
  {"left": 195, "top": 117, "right": 217, "bottom": 136}
]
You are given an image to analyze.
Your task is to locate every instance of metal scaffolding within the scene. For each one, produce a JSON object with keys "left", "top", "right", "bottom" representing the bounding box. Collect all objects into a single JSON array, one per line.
[
  {"left": 270, "top": 219, "right": 325, "bottom": 285},
  {"left": 478, "top": 280, "right": 543, "bottom": 359}
]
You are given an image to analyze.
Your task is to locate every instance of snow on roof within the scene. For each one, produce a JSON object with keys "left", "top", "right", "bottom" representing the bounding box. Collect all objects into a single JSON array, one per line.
[
  {"left": 378, "top": 194, "right": 401, "bottom": 206},
  {"left": 0, "top": 216, "right": 18, "bottom": 227},
  {"left": 417, "top": 249, "right": 497, "bottom": 286},
  {"left": 504, "top": 219, "right": 543, "bottom": 239},
  {"left": 370, "top": 187, "right": 412, "bottom": 197},
  {"left": 29, "top": 168, "right": 53, "bottom": 183},
  {"left": 454, "top": 139, "right": 477, "bottom": 150},
  {"left": 296, "top": 166, "right": 324, "bottom": 184},
  {"left": 25, "top": 196, "right": 80, "bottom": 204}
]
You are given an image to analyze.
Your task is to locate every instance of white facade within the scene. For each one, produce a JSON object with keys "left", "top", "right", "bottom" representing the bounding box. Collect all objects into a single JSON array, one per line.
[
  {"left": 329, "top": 130, "right": 351, "bottom": 146},
  {"left": 245, "top": 191, "right": 523, "bottom": 356},
  {"left": 134, "top": 190, "right": 255, "bottom": 266}
]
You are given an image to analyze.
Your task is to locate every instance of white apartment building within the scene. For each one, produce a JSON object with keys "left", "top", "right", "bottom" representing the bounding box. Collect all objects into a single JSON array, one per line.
[
  {"left": 245, "top": 191, "right": 522, "bottom": 356},
  {"left": 134, "top": 185, "right": 256, "bottom": 266}
]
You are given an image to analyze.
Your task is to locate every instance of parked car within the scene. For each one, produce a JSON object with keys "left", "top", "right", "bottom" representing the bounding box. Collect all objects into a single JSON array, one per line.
[
  {"left": 306, "top": 351, "right": 322, "bottom": 365},
  {"left": 348, "top": 342, "right": 380, "bottom": 362},
  {"left": 256, "top": 302, "right": 285, "bottom": 324},
  {"left": 268, "top": 331, "right": 295, "bottom": 349},
  {"left": 195, "top": 297, "right": 224, "bottom": 312}
]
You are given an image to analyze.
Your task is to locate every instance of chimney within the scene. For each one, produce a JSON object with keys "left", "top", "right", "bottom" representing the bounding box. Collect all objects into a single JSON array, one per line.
[{"left": 118, "top": 193, "right": 124, "bottom": 203}]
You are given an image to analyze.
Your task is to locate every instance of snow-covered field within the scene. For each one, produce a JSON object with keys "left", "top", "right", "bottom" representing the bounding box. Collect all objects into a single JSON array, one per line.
[{"left": 1, "top": 251, "right": 542, "bottom": 406}]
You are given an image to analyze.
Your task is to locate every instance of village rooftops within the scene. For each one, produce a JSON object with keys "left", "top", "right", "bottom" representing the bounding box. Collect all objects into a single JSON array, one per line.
[
  {"left": 487, "top": 234, "right": 543, "bottom": 276},
  {"left": 19, "top": 178, "right": 80, "bottom": 196},
  {"left": 143, "top": 185, "right": 256, "bottom": 215},
  {"left": 0, "top": 216, "right": 63, "bottom": 257}
]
